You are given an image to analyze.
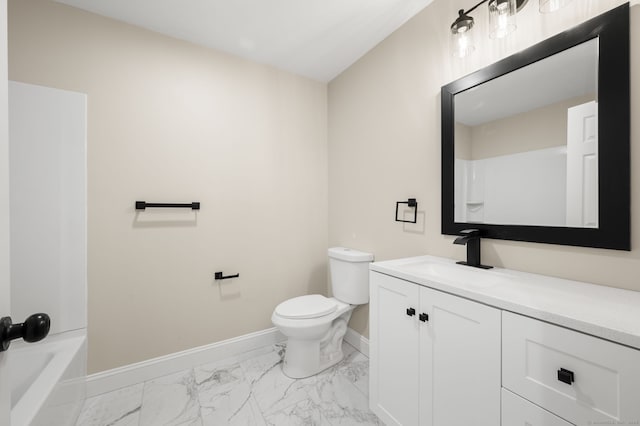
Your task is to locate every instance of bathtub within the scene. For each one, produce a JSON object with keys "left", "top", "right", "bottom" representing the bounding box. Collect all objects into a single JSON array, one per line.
[{"left": 9, "top": 329, "right": 86, "bottom": 426}]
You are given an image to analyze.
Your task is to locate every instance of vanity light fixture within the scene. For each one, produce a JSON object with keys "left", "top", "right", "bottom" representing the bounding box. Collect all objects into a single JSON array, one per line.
[
  {"left": 451, "top": 0, "right": 571, "bottom": 58},
  {"left": 451, "top": 0, "right": 524, "bottom": 58}
]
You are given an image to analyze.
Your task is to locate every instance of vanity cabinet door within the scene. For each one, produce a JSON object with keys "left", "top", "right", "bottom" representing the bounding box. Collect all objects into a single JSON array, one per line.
[
  {"left": 370, "top": 272, "right": 420, "bottom": 426},
  {"left": 419, "top": 286, "right": 501, "bottom": 426},
  {"left": 370, "top": 272, "right": 501, "bottom": 426}
]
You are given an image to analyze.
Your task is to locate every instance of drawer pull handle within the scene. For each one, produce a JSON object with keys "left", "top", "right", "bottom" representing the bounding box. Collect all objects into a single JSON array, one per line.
[
  {"left": 406, "top": 308, "right": 416, "bottom": 317},
  {"left": 557, "top": 368, "right": 575, "bottom": 385},
  {"left": 419, "top": 313, "right": 429, "bottom": 322}
]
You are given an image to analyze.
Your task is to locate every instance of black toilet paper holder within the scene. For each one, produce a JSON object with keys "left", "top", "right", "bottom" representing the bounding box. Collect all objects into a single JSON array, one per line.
[{"left": 215, "top": 271, "right": 239, "bottom": 280}]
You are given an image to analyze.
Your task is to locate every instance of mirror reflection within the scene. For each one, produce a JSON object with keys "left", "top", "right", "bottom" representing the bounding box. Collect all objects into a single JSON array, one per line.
[{"left": 454, "top": 38, "right": 598, "bottom": 228}]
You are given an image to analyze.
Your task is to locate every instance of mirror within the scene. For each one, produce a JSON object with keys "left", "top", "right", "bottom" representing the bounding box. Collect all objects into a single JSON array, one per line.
[
  {"left": 441, "top": 4, "right": 629, "bottom": 250},
  {"left": 454, "top": 39, "right": 598, "bottom": 228}
]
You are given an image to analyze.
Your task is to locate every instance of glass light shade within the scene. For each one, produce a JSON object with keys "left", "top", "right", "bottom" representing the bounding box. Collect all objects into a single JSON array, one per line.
[
  {"left": 451, "top": 9, "right": 475, "bottom": 58},
  {"left": 539, "top": 0, "right": 573, "bottom": 13},
  {"left": 451, "top": 27, "right": 476, "bottom": 58},
  {"left": 488, "top": 0, "right": 517, "bottom": 39}
]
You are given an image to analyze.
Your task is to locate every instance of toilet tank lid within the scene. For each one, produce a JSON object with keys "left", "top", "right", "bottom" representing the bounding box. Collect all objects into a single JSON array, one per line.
[
  {"left": 275, "top": 295, "right": 337, "bottom": 319},
  {"left": 328, "top": 247, "right": 374, "bottom": 262}
]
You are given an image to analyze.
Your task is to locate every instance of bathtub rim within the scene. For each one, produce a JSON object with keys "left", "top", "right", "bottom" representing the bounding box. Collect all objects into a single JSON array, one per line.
[{"left": 10, "top": 329, "right": 86, "bottom": 426}]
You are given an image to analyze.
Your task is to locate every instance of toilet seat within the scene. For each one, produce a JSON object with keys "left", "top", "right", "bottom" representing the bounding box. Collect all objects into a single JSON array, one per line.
[{"left": 275, "top": 294, "right": 337, "bottom": 319}]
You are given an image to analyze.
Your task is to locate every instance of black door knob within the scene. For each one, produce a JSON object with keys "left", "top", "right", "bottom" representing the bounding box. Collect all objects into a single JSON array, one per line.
[
  {"left": 0, "top": 313, "right": 51, "bottom": 352},
  {"left": 406, "top": 307, "right": 416, "bottom": 316},
  {"left": 419, "top": 313, "right": 429, "bottom": 322}
]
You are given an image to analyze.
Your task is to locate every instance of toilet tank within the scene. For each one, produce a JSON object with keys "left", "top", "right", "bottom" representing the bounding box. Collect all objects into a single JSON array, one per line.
[{"left": 328, "top": 247, "right": 374, "bottom": 305}]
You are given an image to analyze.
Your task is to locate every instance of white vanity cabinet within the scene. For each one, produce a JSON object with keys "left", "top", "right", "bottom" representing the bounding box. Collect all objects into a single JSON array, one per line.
[
  {"left": 369, "top": 271, "right": 501, "bottom": 426},
  {"left": 369, "top": 256, "right": 640, "bottom": 426}
]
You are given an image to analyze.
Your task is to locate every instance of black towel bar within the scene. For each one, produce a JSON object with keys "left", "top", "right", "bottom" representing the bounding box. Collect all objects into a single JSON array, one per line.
[{"left": 135, "top": 201, "right": 200, "bottom": 210}]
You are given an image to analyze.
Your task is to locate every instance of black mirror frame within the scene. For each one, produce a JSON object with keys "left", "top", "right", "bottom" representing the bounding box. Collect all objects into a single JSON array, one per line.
[{"left": 441, "top": 3, "right": 630, "bottom": 251}]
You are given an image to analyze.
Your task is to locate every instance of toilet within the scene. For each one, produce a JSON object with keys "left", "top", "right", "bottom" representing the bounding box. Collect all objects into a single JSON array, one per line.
[{"left": 271, "top": 247, "right": 374, "bottom": 379}]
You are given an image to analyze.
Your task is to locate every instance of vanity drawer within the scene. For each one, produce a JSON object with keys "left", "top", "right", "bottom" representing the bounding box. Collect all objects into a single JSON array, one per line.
[
  {"left": 502, "top": 311, "right": 640, "bottom": 426},
  {"left": 502, "top": 388, "right": 572, "bottom": 426}
]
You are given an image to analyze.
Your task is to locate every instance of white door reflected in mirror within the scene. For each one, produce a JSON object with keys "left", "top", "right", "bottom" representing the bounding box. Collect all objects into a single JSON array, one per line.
[{"left": 566, "top": 101, "right": 598, "bottom": 228}]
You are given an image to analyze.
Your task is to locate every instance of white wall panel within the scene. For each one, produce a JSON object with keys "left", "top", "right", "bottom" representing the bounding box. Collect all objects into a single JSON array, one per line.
[{"left": 9, "top": 81, "right": 87, "bottom": 334}]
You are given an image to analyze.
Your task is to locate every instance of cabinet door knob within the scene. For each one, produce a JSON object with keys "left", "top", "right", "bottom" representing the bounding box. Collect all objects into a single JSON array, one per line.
[
  {"left": 406, "top": 308, "right": 416, "bottom": 316},
  {"left": 557, "top": 368, "right": 575, "bottom": 385},
  {"left": 419, "top": 313, "right": 429, "bottom": 322}
]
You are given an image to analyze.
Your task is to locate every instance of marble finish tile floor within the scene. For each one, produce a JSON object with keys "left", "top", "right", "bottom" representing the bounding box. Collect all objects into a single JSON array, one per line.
[{"left": 76, "top": 341, "right": 382, "bottom": 426}]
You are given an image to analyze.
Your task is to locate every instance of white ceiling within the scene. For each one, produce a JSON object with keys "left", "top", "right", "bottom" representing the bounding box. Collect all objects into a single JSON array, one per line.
[{"left": 54, "top": 0, "right": 434, "bottom": 82}]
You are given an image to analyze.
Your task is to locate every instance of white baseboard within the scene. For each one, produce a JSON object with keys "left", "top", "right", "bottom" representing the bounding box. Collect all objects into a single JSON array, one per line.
[
  {"left": 344, "top": 327, "right": 369, "bottom": 357},
  {"left": 87, "top": 326, "right": 369, "bottom": 398},
  {"left": 86, "top": 327, "right": 286, "bottom": 398}
]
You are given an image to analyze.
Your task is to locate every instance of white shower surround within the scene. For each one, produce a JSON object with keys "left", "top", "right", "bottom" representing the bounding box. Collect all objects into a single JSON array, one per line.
[
  {"left": 8, "top": 81, "right": 88, "bottom": 425},
  {"left": 455, "top": 146, "right": 567, "bottom": 226}
]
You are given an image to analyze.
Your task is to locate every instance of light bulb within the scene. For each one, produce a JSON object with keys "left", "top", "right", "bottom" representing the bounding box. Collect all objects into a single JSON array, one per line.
[
  {"left": 489, "top": 0, "right": 516, "bottom": 39},
  {"left": 452, "top": 27, "right": 475, "bottom": 58}
]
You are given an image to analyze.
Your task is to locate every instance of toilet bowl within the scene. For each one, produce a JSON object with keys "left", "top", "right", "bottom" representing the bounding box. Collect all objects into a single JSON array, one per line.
[
  {"left": 271, "top": 247, "right": 374, "bottom": 379},
  {"left": 272, "top": 295, "right": 353, "bottom": 378}
]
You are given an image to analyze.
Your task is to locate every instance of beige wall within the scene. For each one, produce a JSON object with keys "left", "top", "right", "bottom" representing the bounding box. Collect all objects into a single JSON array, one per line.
[
  {"left": 329, "top": 0, "right": 638, "bottom": 337},
  {"left": 9, "top": 0, "right": 328, "bottom": 373},
  {"left": 468, "top": 94, "right": 594, "bottom": 159},
  {"left": 8, "top": 0, "right": 639, "bottom": 371},
  {"left": 454, "top": 122, "right": 471, "bottom": 160}
]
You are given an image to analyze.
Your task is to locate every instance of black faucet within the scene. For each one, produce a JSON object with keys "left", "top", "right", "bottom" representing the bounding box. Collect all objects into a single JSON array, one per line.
[{"left": 453, "top": 229, "right": 493, "bottom": 269}]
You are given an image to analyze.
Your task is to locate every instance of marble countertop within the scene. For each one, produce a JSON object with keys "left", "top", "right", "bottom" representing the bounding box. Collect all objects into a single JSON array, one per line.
[{"left": 370, "top": 255, "right": 640, "bottom": 350}]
